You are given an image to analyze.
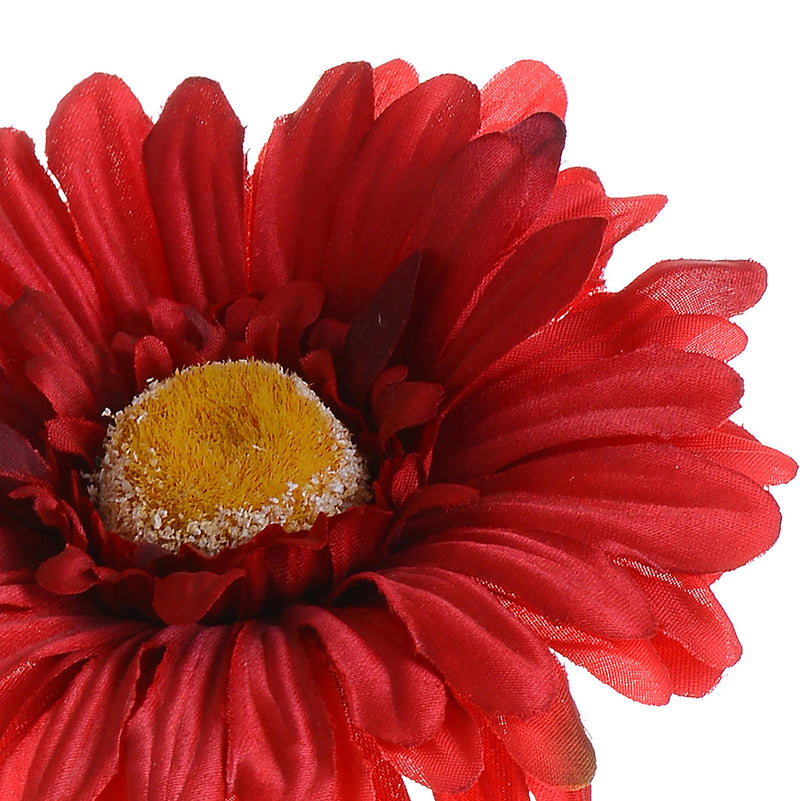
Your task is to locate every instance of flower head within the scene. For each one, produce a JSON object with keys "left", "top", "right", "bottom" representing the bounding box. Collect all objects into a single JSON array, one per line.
[{"left": 0, "top": 60, "right": 794, "bottom": 800}]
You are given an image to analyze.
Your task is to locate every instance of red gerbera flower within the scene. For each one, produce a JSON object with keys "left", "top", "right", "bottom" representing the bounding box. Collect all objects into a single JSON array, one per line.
[{"left": 0, "top": 60, "right": 794, "bottom": 801}]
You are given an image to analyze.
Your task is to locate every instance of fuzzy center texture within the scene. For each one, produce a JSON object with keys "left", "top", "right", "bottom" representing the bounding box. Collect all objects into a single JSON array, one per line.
[{"left": 92, "top": 360, "right": 371, "bottom": 555}]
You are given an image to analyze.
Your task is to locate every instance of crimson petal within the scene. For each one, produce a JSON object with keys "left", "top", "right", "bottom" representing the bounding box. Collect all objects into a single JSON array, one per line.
[
  {"left": 0, "top": 129, "right": 105, "bottom": 336},
  {"left": 363, "top": 567, "right": 557, "bottom": 719},
  {"left": 226, "top": 623, "right": 337, "bottom": 801},
  {"left": 474, "top": 442, "right": 781, "bottom": 573},
  {"left": 323, "top": 75, "right": 481, "bottom": 319},
  {"left": 143, "top": 78, "right": 246, "bottom": 309},
  {"left": 435, "top": 346, "right": 744, "bottom": 482},
  {"left": 45, "top": 73, "right": 171, "bottom": 327},
  {"left": 124, "top": 626, "right": 231, "bottom": 801},
  {"left": 394, "top": 529, "right": 656, "bottom": 640},
  {"left": 251, "top": 62, "right": 374, "bottom": 289}
]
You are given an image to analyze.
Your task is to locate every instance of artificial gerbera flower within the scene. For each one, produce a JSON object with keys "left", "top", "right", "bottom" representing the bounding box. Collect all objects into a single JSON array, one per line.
[{"left": 0, "top": 59, "right": 793, "bottom": 801}]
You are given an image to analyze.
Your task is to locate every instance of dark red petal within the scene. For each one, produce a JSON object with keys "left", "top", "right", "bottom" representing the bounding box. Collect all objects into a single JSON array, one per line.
[
  {"left": 150, "top": 569, "right": 246, "bottom": 625},
  {"left": 0, "top": 129, "right": 105, "bottom": 336},
  {"left": 406, "top": 122, "right": 564, "bottom": 371},
  {"left": 251, "top": 63, "right": 374, "bottom": 289},
  {"left": 143, "top": 78, "right": 246, "bottom": 309},
  {"left": 339, "top": 252, "right": 420, "bottom": 404},
  {"left": 492, "top": 663, "right": 595, "bottom": 789},
  {"left": 374, "top": 380, "right": 443, "bottom": 443},
  {"left": 363, "top": 567, "right": 557, "bottom": 718},
  {"left": 288, "top": 605, "right": 447, "bottom": 745},
  {"left": 3, "top": 635, "right": 149, "bottom": 801},
  {"left": 323, "top": 75, "right": 481, "bottom": 320},
  {"left": 124, "top": 626, "right": 231, "bottom": 801},
  {"left": 45, "top": 73, "right": 171, "bottom": 327},
  {"left": 226, "top": 623, "right": 337, "bottom": 800},
  {"left": 250, "top": 281, "right": 325, "bottom": 367},
  {"left": 434, "top": 347, "right": 744, "bottom": 482},
  {"left": 378, "top": 695, "right": 484, "bottom": 795},
  {"left": 479, "top": 61, "right": 568, "bottom": 132},
  {"left": 435, "top": 218, "right": 605, "bottom": 390},
  {"left": 45, "top": 417, "right": 105, "bottom": 462},
  {"left": 393, "top": 529, "right": 655, "bottom": 640},
  {"left": 629, "top": 259, "right": 767, "bottom": 317},
  {"left": 35, "top": 545, "right": 116, "bottom": 595},
  {"left": 0, "top": 421, "right": 51, "bottom": 483},
  {"left": 474, "top": 442, "right": 782, "bottom": 574},
  {"left": 373, "top": 60, "right": 419, "bottom": 116}
]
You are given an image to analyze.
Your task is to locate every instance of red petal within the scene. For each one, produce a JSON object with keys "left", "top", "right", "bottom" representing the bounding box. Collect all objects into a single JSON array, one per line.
[
  {"left": 474, "top": 442, "right": 782, "bottom": 573},
  {"left": 251, "top": 63, "right": 374, "bottom": 289},
  {"left": 143, "top": 78, "right": 246, "bottom": 309},
  {"left": 374, "top": 380, "right": 443, "bottom": 443},
  {"left": 45, "top": 73, "right": 171, "bottom": 327},
  {"left": 378, "top": 695, "right": 484, "bottom": 795},
  {"left": 323, "top": 75, "right": 481, "bottom": 320},
  {"left": 434, "top": 347, "right": 744, "bottom": 482},
  {"left": 492, "top": 662, "right": 595, "bottom": 789},
  {"left": 288, "top": 605, "right": 447, "bottom": 745},
  {"left": 373, "top": 59, "right": 419, "bottom": 116},
  {"left": 124, "top": 626, "right": 231, "bottom": 801},
  {"left": 435, "top": 218, "right": 605, "bottom": 390},
  {"left": 134, "top": 335, "right": 174, "bottom": 387},
  {"left": 527, "top": 777, "right": 592, "bottom": 801},
  {"left": 150, "top": 569, "right": 246, "bottom": 625},
  {"left": 226, "top": 623, "right": 337, "bottom": 800},
  {"left": 364, "top": 567, "right": 557, "bottom": 718},
  {"left": 406, "top": 122, "right": 563, "bottom": 371},
  {"left": 0, "top": 129, "right": 105, "bottom": 336},
  {"left": 675, "top": 421, "right": 797, "bottom": 486},
  {"left": 3, "top": 635, "right": 149, "bottom": 801},
  {"left": 0, "top": 421, "right": 51, "bottom": 483},
  {"left": 651, "top": 631, "right": 726, "bottom": 697},
  {"left": 394, "top": 529, "right": 655, "bottom": 640},
  {"left": 479, "top": 61, "right": 568, "bottom": 132},
  {"left": 628, "top": 259, "right": 767, "bottom": 317},
  {"left": 434, "top": 722, "right": 529, "bottom": 801}
]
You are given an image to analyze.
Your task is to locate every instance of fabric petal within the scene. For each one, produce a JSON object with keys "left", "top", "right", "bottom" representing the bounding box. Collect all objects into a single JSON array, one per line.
[
  {"left": 251, "top": 62, "right": 374, "bottom": 289},
  {"left": 479, "top": 61, "right": 568, "bottom": 132},
  {"left": 472, "top": 442, "right": 781, "bottom": 573},
  {"left": 434, "top": 347, "right": 744, "bottom": 482},
  {"left": 323, "top": 75, "right": 481, "bottom": 319},
  {"left": 124, "top": 626, "right": 231, "bottom": 801},
  {"left": 0, "top": 129, "right": 105, "bottom": 336},
  {"left": 226, "top": 623, "right": 337, "bottom": 801},
  {"left": 373, "top": 60, "right": 419, "bottom": 116},
  {"left": 393, "top": 529, "right": 655, "bottom": 640},
  {"left": 143, "top": 78, "right": 246, "bottom": 309},
  {"left": 361, "top": 567, "right": 557, "bottom": 719},
  {"left": 435, "top": 218, "right": 605, "bottom": 389},
  {"left": 289, "top": 605, "right": 447, "bottom": 746},
  {"left": 492, "top": 663, "right": 595, "bottom": 789},
  {"left": 45, "top": 73, "right": 171, "bottom": 327}
]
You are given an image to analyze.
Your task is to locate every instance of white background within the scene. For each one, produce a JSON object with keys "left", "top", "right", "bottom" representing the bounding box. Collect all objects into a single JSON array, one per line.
[{"left": 1, "top": 1, "right": 796, "bottom": 799}]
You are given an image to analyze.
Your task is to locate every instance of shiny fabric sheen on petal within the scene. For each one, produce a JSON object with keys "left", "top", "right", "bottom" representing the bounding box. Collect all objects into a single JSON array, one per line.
[
  {"left": 143, "top": 78, "right": 247, "bottom": 309},
  {"left": 45, "top": 73, "right": 171, "bottom": 327}
]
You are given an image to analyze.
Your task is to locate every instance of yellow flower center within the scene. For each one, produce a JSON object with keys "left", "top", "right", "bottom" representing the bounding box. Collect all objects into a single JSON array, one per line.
[{"left": 92, "top": 360, "right": 371, "bottom": 555}]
